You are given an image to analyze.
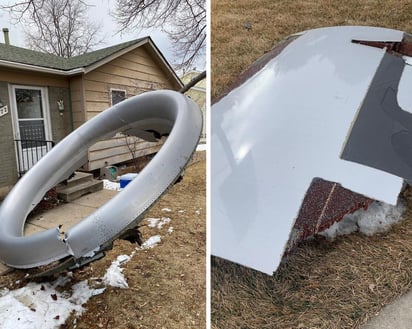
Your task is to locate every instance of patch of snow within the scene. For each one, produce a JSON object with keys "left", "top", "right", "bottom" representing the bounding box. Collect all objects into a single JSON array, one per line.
[
  {"left": 162, "top": 207, "right": 172, "bottom": 212},
  {"left": 167, "top": 227, "right": 174, "bottom": 234},
  {"left": 141, "top": 235, "right": 161, "bottom": 249},
  {"left": 195, "top": 208, "right": 202, "bottom": 215},
  {"left": 103, "top": 255, "right": 132, "bottom": 289},
  {"left": 69, "top": 281, "right": 105, "bottom": 305},
  {"left": 146, "top": 217, "right": 171, "bottom": 229},
  {"left": 178, "top": 210, "right": 185, "bottom": 213},
  {"left": 321, "top": 200, "right": 406, "bottom": 240},
  {"left": 0, "top": 274, "right": 104, "bottom": 329},
  {"left": 0, "top": 233, "right": 170, "bottom": 329},
  {"left": 0, "top": 252, "right": 139, "bottom": 328},
  {"left": 102, "top": 179, "right": 120, "bottom": 191},
  {"left": 196, "top": 143, "right": 206, "bottom": 151},
  {"left": 358, "top": 201, "right": 406, "bottom": 235}
]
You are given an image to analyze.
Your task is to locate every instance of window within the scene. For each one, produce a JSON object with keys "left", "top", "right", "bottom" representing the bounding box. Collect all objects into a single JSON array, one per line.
[{"left": 111, "top": 89, "right": 127, "bottom": 106}]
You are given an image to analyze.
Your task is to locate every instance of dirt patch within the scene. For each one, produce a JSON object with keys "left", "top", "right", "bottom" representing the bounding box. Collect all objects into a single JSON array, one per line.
[{"left": 0, "top": 157, "right": 206, "bottom": 329}]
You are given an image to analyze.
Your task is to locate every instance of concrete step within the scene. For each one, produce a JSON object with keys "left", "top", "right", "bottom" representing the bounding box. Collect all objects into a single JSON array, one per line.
[
  {"left": 57, "top": 179, "right": 103, "bottom": 202},
  {"left": 56, "top": 171, "right": 93, "bottom": 191}
]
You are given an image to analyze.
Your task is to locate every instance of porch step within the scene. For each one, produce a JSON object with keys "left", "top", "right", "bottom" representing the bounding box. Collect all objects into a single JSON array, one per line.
[
  {"left": 57, "top": 172, "right": 103, "bottom": 202},
  {"left": 57, "top": 171, "right": 94, "bottom": 189}
]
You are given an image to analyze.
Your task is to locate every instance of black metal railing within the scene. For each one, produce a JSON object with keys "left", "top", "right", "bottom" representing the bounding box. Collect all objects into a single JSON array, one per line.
[{"left": 14, "top": 139, "right": 55, "bottom": 177}]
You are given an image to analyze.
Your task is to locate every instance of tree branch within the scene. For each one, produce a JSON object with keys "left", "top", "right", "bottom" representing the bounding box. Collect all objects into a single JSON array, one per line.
[
  {"left": 179, "top": 70, "right": 206, "bottom": 94},
  {"left": 114, "top": 0, "right": 205, "bottom": 70}
]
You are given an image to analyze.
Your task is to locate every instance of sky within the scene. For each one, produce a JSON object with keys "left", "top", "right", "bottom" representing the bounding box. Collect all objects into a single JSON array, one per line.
[{"left": 0, "top": 0, "right": 205, "bottom": 70}]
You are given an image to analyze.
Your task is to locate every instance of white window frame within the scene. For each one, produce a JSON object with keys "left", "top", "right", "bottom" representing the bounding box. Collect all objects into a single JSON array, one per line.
[
  {"left": 110, "top": 88, "right": 127, "bottom": 106},
  {"left": 9, "top": 84, "right": 52, "bottom": 141}
]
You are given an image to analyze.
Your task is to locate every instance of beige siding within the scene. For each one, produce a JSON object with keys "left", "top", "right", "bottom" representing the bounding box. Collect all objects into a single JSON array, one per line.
[
  {"left": 82, "top": 45, "right": 179, "bottom": 170},
  {"left": 84, "top": 135, "right": 161, "bottom": 171},
  {"left": 83, "top": 46, "right": 177, "bottom": 106},
  {"left": 69, "top": 75, "right": 85, "bottom": 129}
]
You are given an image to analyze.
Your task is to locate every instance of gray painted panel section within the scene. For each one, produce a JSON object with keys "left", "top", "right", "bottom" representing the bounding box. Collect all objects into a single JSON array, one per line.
[
  {"left": 0, "top": 90, "right": 202, "bottom": 268},
  {"left": 341, "top": 53, "right": 412, "bottom": 180},
  {"left": 211, "top": 26, "right": 404, "bottom": 275}
]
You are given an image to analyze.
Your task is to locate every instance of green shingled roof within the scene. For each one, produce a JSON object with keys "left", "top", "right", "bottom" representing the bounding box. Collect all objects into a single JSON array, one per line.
[{"left": 0, "top": 38, "right": 146, "bottom": 71}]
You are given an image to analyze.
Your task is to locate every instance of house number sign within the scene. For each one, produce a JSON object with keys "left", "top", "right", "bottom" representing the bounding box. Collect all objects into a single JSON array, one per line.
[{"left": 0, "top": 105, "right": 8, "bottom": 117}]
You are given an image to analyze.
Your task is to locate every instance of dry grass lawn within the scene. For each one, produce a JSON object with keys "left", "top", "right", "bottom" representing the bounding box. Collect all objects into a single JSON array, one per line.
[
  {"left": 212, "top": 0, "right": 412, "bottom": 101},
  {"left": 212, "top": 1, "right": 412, "bottom": 328},
  {"left": 0, "top": 156, "right": 206, "bottom": 329}
]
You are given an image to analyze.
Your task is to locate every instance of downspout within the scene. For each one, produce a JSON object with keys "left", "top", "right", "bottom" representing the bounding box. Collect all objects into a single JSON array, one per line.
[{"left": 67, "top": 82, "right": 74, "bottom": 133}]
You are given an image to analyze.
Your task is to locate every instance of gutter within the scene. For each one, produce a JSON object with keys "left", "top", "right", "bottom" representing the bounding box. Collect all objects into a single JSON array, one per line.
[
  {"left": 67, "top": 81, "right": 74, "bottom": 133},
  {"left": 0, "top": 59, "right": 84, "bottom": 76}
]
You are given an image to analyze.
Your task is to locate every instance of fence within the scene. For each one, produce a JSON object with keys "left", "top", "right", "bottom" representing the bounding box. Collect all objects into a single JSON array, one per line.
[{"left": 14, "top": 139, "right": 55, "bottom": 176}]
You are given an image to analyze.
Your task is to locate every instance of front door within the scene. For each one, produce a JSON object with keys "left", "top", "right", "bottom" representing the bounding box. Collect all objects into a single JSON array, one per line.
[{"left": 11, "top": 85, "right": 52, "bottom": 174}]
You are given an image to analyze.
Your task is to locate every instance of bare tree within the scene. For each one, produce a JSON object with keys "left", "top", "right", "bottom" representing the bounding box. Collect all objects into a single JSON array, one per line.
[
  {"left": 1, "top": 0, "right": 104, "bottom": 57},
  {"left": 114, "top": 0, "right": 206, "bottom": 70},
  {"left": 124, "top": 134, "right": 140, "bottom": 172}
]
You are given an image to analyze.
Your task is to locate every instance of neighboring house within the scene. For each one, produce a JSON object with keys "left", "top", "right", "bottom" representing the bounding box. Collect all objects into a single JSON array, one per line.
[
  {"left": 181, "top": 70, "right": 206, "bottom": 141},
  {"left": 0, "top": 34, "right": 183, "bottom": 198}
]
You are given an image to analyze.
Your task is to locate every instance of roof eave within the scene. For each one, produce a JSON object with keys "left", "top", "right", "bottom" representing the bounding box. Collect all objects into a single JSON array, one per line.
[{"left": 0, "top": 59, "right": 84, "bottom": 76}]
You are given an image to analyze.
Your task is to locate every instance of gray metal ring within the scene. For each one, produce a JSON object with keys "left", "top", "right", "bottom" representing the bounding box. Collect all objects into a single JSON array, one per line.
[{"left": 0, "top": 90, "right": 202, "bottom": 268}]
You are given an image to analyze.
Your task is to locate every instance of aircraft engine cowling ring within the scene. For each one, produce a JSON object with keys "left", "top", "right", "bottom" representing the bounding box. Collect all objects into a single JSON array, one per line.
[{"left": 0, "top": 90, "right": 203, "bottom": 268}]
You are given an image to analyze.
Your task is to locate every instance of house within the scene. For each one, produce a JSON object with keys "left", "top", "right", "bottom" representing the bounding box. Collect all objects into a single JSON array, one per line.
[
  {"left": 0, "top": 31, "right": 183, "bottom": 199},
  {"left": 181, "top": 70, "right": 206, "bottom": 141}
]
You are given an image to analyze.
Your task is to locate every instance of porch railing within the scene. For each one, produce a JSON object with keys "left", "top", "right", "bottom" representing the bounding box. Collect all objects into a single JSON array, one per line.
[{"left": 14, "top": 139, "right": 55, "bottom": 177}]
